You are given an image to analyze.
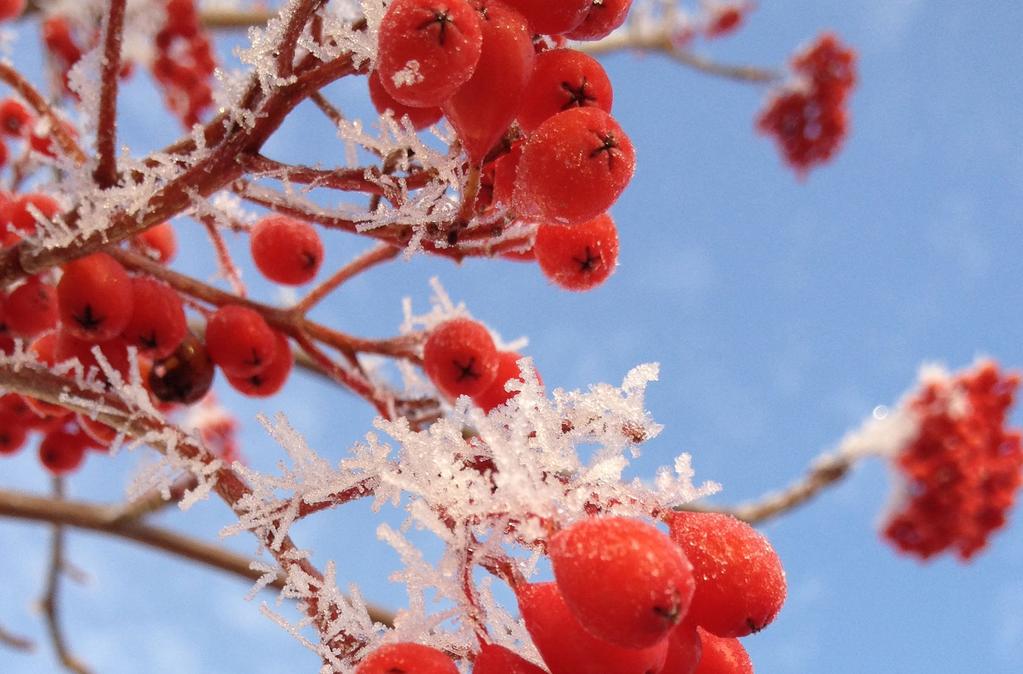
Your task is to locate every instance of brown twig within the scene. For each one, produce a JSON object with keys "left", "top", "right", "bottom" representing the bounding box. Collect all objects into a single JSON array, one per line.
[
  {"left": 106, "top": 475, "right": 200, "bottom": 524},
  {"left": 276, "top": 0, "right": 328, "bottom": 79},
  {"left": 93, "top": 0, "right": 128, "bottom": 188},
  {"left": 0, "top": 623, "right": 34, "bottom": 652},
  {"left": 295, "top": 243, "right": 400, "bottom": 314}
]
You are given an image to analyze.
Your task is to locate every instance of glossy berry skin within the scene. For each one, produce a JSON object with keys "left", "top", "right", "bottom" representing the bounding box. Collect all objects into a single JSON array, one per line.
[
  {"left": 666, "top": 511, "right": 786, "bottom": 638},
  {"left": 376, "top": 0, "right": 484, "bottom": 108},
  {"left": 516, "top": 582, "right": 669, "bottom": 674},
  {"left": 122, "top": 277, "right": 187, "bottom": 359},
  {"left": 442, "top": 0, "right": 535, "bottom": 163},
  {"left": 353, "top": 642, "right": 459, "bottom": 674},
  {"left": 517, "top": 49, "right": 613, "bottom": 132},
  {"left": 513, "top": 107, "right": 635, "bottom": 225},
  {"left": 148, "top": 335, "right": 216, "bottom": 405},
  {"left": 1, "top": 193, "right": 60, "bottom": 245},
  {"left": 57, "top": 252, "right": 134, "bottom": 342},
  {"left": 368, "top": 69, "right": 444, "bottom": 130},
  {"left": 565, "top": 0, "right": 633, "bottom": 40},
  {"left": 472, "top": 350, "right": 536, "bottom": 412},
  {"left": 550, "top": 517, "right": 695, "bottom": 649},
  {"left": 422, "top": 318, "right": 499, "bottom": 399},
  {"left": 134, "top": 222, "right": 177, "bottom": 263},
  {"left": 3, "top": 276, "right": 58, "bottom": 337},
  {"left": 0, "top": 98, "right": 31, "bottom": 136},
  {"left": 38, "top": 426, "right": 90, "bottom": 475},
  {"left": 502, "top": 0, "right": 590, "bottom": 34},
  {"left": 534, "top": 213, "right": 619, "bottom": 291},
  {"left": 473, "top": 644, "right": 549, "bottom": 674},
  {"left": 660, "top": 621, "right": 702, "bottom": 674},
  {"left": 693, "top": 629, "right": 752, "bottom": 674},
  {"left": 225, "top": 332, "right": 293, "bottom": 397},
  {"left": 205, "top": 305, "right": 277, "bottom": 378},
  {"left": 250, "top": 215, "right": 324, "bottom": 285}
]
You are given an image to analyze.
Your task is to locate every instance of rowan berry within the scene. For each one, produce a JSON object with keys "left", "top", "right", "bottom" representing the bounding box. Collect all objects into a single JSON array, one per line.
[
  {"left": 550, "top": 516, "right": 695, "bottom": 649},
  {"left": 204, "top": 305, "right": 277, "bottom": 378},
  {"left": 565, "top": 0, "right": 633, "bottom": 41},
  {"left": 705, "top": 4, "right": 746, "bottom": 38},
  {"left": 517, "top": 49, "right": 613, "bottom": 132},
  {"left": 502, "top": 0, "right": 590, "bottom": 34},
  {"left": 57, "top": 252, "right": 134, "bottom": 342},
  {"left": 443, "top": 0, "right": 535, "bottom": 163},
  {"left": 39, "top": 425, "right": 91, "bottom": 475},
  {"left": 28, "top": 118, "right": 78, "bottom": 158},
  {"left": 368, "top": 70, "right": 444, "bottom": 130},
  {"left": 0, "top": 98, "right": 32, "bottom": 136},
  {"left": 2, "top": 276, "right": 58, "bottom": 337},
  {"left": 490, "top": 140, "right": 522, "bottom": 207},
  {"left": 250, "top": 215, "right": 324, "bottom": 286},
  {"left": 134, "top": 222, "right": 178, "bottom": 263},
  {"left": 660, "top": 621, "right": 702, "bottom": 674},
  {"left": 122, "top": 277, "right": 187, "bottom": 359},
  {"left": 78, "top": 414, "right": 118, "bottom": 448},
  {"left": 0, "top": 0, "right": 25, "bottom": 24},
  {"left": 1, "top": 193, "right": 60, "bottom": 246},
  {"left": 472, "top": 643, "right": 549, "bottom": 674},
  {"left": 693, "top": 629, "right": 752, "bottom": 674},
  {"left": 225, "top": 332, "right": 292, "bottom": 397},
  {"left": 422, "top": 318, "right": 499, "bottom": 399},
  {"left": 666, "top": 511, "right": 786, "bottom": 637},
  {"left": 376, "top": 0, "right": 484, "bottom": 108},
  {"left": 54, "top": 331, "right": 131, "bottom": 386},
  {"left": 0, "top": 414, "right": 27, "bottom": 455},
  {"left": 534, "top": 213, "right": 619, "bottom": 291},
  {"left": 24, "top": 332, "right": 71, "bottom": 418},
  {"left": 516, "top": 582, "right": 670, "bottom": 674},
  {"left": 148, "top": 334, "right": 215, "bottom": 404},
  {"left": 354, "top": 642, "right": 459, "bottom": 674},
  {"left": 513, "top": 108, "right": 635, "bottom": 225},
  {"left": 471, "top": 351, "right": 537, "bottom": 412}
]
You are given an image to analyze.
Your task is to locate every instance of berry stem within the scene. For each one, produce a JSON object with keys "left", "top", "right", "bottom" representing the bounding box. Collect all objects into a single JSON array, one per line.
[
  {"left": 275, "top": 0, "right": 329, "bottom": 80},
  {"left": 294, "top": 243, "right": 400, "bottom": 315},
  {"left": 93, "top": 0, "right": 127, "bottom": 189}
]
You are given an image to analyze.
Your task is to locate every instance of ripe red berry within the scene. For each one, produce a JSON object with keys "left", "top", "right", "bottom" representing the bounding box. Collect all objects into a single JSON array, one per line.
[
  {"left": 422, "top": 318, "right": 499, "bottom": 399},
  {"left": 0, "top": 413, "right": 27, "bottom": 455},
  {"left": 148, "top": 335, "right": 216, "bottom": 404},
  {"left": 57, "top": 253, "right": 134, "bottom": 342},
  {"left": 25, "top": 332, "right": 71, "bottom": 419},
  {"left": 693, "top": 629, "right": 752, "bottom": 674},
  {"left": 0, "top": 98, "right": 32, "bottom": 136},
  {"left": 513, "top": 108, "right": 635, "bottom": 225},
  {"left": 376, "top": 0, "right": 484, "bottom": 108},
  {"left": 472, "top": 350, "right": 537, "bottom": 412},
  {"left": 517, "top": 48, "right": 613, "bottom": 132},
  {"left": 516, "top": 582, "right": 669, "bottom": 674},
  {"left": 550, "top": 516, "right": 695, "bottom": 649},
  {"left": 122, "top": 277, "right": 187, "bottom": 359},
  {"left": 28, "top": 117, "right": 78, "bottom": 158},
  {"left": 225, "top": 332, "right": 292, "bottom": 397},
  {"left": 205, "top": 305, "right": 277, "bottom": 378},
  {"left": 39, "top": 426, "right": 90, "bottom": 475},
  {"left": 666, "top": 511, "right": 786, "bottom": 637},
  {"left": 501, "top": 0, "right": 590, "bottom": 34},
  {"left": 54, "top": 331, "right": 131, "bottom": 386},
  {"left": 442, "top": 0, "right": 535, "bottom": 163},
  {"left": 490, "top": 140, "right": 522, "bottom": 207},
  {"left": 660, "top": 621, "right": 702, "bottom": 674},
  {"left": 0, "top": 0, "right": 25, "bottom": 23},
  {"left": 473, "top": 643, "right": 549, "bottom": 674},
  {"left": 1, "top": 193, "right": 60, "bottom": 246},
  {"left": 369, "top": 69, "right": 444, "bottom": 130},
  {"left": 354, "top": 642, "right": 459, "bottom": 674},
  {"left": 534, "top": 213, "right": 619, "bottom": 291},
  {"left": 3, "top": 276, "right": 58, "bottom": 337},
  {"left": 250, "top": 215, "right": 324, "bottom": 285},
  {"left": 78, "top": 414, "right": 118, "bottom": 448},
  {"left": 134, "top": 222, "right": 178, "bottom": 263},
  {"left": 565, "top": 0, "right": 633, "bottom": 41}
]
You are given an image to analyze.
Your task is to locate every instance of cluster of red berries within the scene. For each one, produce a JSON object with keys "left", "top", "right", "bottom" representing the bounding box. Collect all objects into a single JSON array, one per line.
[
  {"left": 153, "top": 0, "right": 217, "bottom": 127},
  {"left": 883, "top": 361, "right": 1023, "bottom": 560},
  {"left": 354, "top": 512, "right": 785, "bottom": 673},
  {"left": 756, "top": 33, "right": 856, "bottom": 174},
  {"left": 0, "top": 96, "right": 79, "bottom": 165},
  {"left": 42, "top": 13, "right": 135, "bottom": 99},
  {"left": 373, "top": 0, "right": 635, "bottom": 291},
  {"left": 0, "top": 392, "right": 111, "bottom": 474}
]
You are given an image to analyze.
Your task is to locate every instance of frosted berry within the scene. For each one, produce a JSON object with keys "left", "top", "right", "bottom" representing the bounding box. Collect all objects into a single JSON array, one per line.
[
  {"left": 225, "top": 332, "right": 293, "bottom": 397},
  {"left": 565, "top": 0, "right": 633, "bottom": 40},
  {"left": 693, "top": 629, "right": 752, "bottom": 674},
  {"left": 250, "top": 215, "right": 324, "bottom": 285},
  {"left": 442, "top": 0, "right": 535, "bottom": 163},
  {"left": 205, "top": 305, "right": 276, "bottom": 378},
  {"left": 149, "top": 334, "right": 215, "bottom": 404},
  {"left": 534, "top": 213, "right": 619, "bottom": 291},
  {"left": 517, "top": 49, "right": 613, "bottom": 132},
  {"left": 516, "top": 582, "right": 669, "bottom": 674},
  {"left": 423, "top": 318, "right": 499, "bottom": 399},
  {"left": 3, "top": 276, "right": 58, "bottom": 337},
  {"left": 354, "top": 642, "right": 459, "bottom": 674},
  {"left": 550, "top": 516, "right": 695, "bottom": 649},
  {"left": 39, "top": 426, "right": 90, "bottom": 475},
  {"left": 0, "top": 98, "right": 32, "bottom": 136},
  {"left": 660, "top": 621, "right": 702, "bottom": 674},
  {"left": 473, "top": 644, "right": 549, "bottom": 674},
  {"left": 54, "top": 331, "right": 132, "bottom": 386},
  {"left": 502, "top": 0, "right": 590, "bottom": 34},
  {"left": 376, "top": 0, "right": 484, "bottom": 108},
  {"left": 472, "top": 351, "right": 536, "bottom": 412},
  {"left": 513, "top": 107, "right": 635, "bottom": 225},
  {"left": 57, "top": 253, "right": 133, "bottom": 342},
  {"left": 1, "top": 193, "right": 60, "bottom": 246},
  {"left": 666, "top": 511, "right": 786, "bottom": 637},
  {"left": 28, "top": 118, "right": 77, "bottom": 158},
  {"left": 368, "top": 69, "right": 444, "bottom": 130},
  {"left": 134, "top": 222, "right": 177, "bottom": 263},
  {"left": 122, "top": 277, "right": 187, "bottom": 359}
]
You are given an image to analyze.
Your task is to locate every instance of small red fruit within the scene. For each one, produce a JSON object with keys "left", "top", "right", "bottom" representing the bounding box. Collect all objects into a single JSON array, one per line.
[
  {"left": 122, "top": 277, "right": 188, "bottom": 359},
  {"left": 1, "top": 193, "right": 60, "bottom": 246},
  {"left": 534, "top": 214, "right": 619, "bottom": 291},
  {"left": 0, "top": 98, "right": 32, "bottom": 136},
  {"left": 517, "top": 48, "right": 613, "bottom": 132},
  {"left": 250, "top": 215, "right": 324, "bottom": 285},
  {"left": 225, "top": 332, "right": 293, "bottom": 397},
  {"left": 565, "top": 0, "right": 633, "bottom": 41},
  {"left": 148, "top": 335, "right": 216, "bottom": 404},
  {"left": 501, "top": 0, "right": 590, "bottom": 34},
  {"left": 473, "top": 643, "right": 549, "bottom": 674},
  {"left": 3, "top": 276, "right": 58, "bottom": 337},
  {"left": 693, "top": 629, "right": 753, "bottom": 674},
  {"left": 57, "top": 253, "right": 134, "bottom": 342},
  {"left": 0, "top": 414, "right": 27, "bottom": 455},
  {"left": 368, "top": 69, "right": 444, "bottom": 130},
  {"left": 471, "top": 350, "right": 536, "bottom": 412},
  {"left": 204, "top": 305, "right": 276, "bottom": 378},
  {"left": 39, "top": 425, "right": 90, "bottom": 475},
  {"left": 660, "top": 621, "right": 702, "bottom": 674},
  {"left": 354, "top": 642, "right": 459, "bottom": 674},
  {"left": 134, "top": 222, "right": 178, "bottom": 263},
  {"left": 24, "top": 333, "right": 71, "bottom": 419},
  {"left": 422, "top": 318, "right": 499, "bottom": 399},
  {"left": 0, "top": 0, "right": 25, "bottom": 23}
]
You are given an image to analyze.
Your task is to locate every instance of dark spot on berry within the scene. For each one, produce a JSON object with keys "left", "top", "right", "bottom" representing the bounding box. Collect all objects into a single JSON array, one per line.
[
  {"left": 243, "top": 348, "right": 264, "bottom": 369},
  {"left": 589, "top": 131, "right": 621, "bottom": 170},
  {"left": 300, "top": 250, "right": 318, "bottom": 269},
  {"left": 140, "top": 331, "right": 159, "bottom": 350},
  {"left": 747, "top": 616, "right": 763, "bottom": 633},
  {"left": 653, "top": 588, "right": 683, "bottom": 625},
  {"left": 573, "top": 246, "right": 601, "bottom": 273},
  {"left": 454, "top": 357, "right": 480, "bottom": 381},
  {"left": 73, "top": 304, "right": 104, "bottom": 332},
  {"left": 418, "top": 9, "right": 454, "bottom": 46},
  {"left": 560, "top": 77, "right": 596, "bottom": 110},
  {"left": 249, "top": 374, "right": 264, "bottom": 388}
]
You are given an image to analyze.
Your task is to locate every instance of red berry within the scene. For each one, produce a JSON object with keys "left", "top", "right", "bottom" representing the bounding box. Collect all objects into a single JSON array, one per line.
[
  {"left": 225, "top": 332, "right": 292, "bottom": 397},
  {"left": 54, "top": 331, "right": 132, "bottom": 385},
  {"left": 369, "top": 69, "right": 444, "bottom": 130},
  {"left": 501, "top": 0, "right": 590, "bottom": 34},
  {"left": 422, "top": 318, "right": 499, "bottom": 399},
  {"left": 0, "top": 413, "right": 27, "bottom": 455},
  {"left": 0, "top": 98, "right": 32, "bottom": 136},
  {"left": 660, "top": 621, "right": 702, "bottom": 674},
  {"left": 491, "top": 140, "right": 522, "bottom": 207},
  {"left": 513, "top": 108, "right": 635, "bottom": 225},
  {"left": 693, "top": 629, "right": 752, "bottom": 674},
  {"left": 57, "top": 253, "right": 134, "bottom": 342},
  {"left": 473, "top": 644, "right": 549, "bottom": 674},
  {"left": 24, "top": 333, "right": 71, "bottom": 419},
  {"left": 550, "top": 517, "right": 695, "bottom": 649},
  {"left": 442, "top": 0, "right": 535, "bottom": 163},
  {"left": 565, "top": 0, "right": 633, "bottom": 41},
  {"left": 517, "top": 48, "right": 613, "bottom": 132},
  {"left": 122, "top": 277, "right": 187, "bottom": 359},
  {"left": 516, "top": 582, "right": 669, "bottom": 674},
  {"left": 205, "top": 305, "right": 276, "bottom": 378},
  {"left": 134, "top": 222, "right": 178, "bottom": 263},
  {"left": 28, "top": 118, "right": 78, "bottom": 158},
  {"left": 472, "top": 350, "right": 537, "bottom": 412},
  {"left": 38, "top": 425, "right": 90, "bottom": 475},
  {"left": 250, "top": 216, "right": 324, "bottom": 285},
  {"left": 354, "top": 643, "right": 459, "bottom": 674},
  {"left": 0, "top": 0, "right": 25, "bottom": 23},
  {"left": 534, "top": 213, "right": 619, "bottom": 291},
  {"left": 148, "top": 334, "right": 215, "bottom": 404},
  {"left": 666, "top": 511, "right": 786, "bottom": 637},
  {"left": 376, "top": 0, "right": 484, "bottom": 108},
  {"left": 78, "top": 414, "right": 118, "bottom": 448},
  {"left": 1, "top": 193, "right": 60, "bottom": 246},
  {"left": 3, "top": 276, "right": 58, "bottom": 338}
]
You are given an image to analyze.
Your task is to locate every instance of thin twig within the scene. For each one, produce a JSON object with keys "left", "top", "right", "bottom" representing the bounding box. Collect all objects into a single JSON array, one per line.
[
  {"left": 93, "top": 0, "right": 128, "bottom": 188},
  {"left": 0, "top": 623, "right": 34, "bottom": 652},
  {"left": 105, "top": 475, "right": 200, "bottom": 524},
  {"left": 295, "top": 243, "right": 400, "bottom": 314},
  {"left": 0, "top": 62, "right": 86, "bottom": 164},
  {"left": 276, "top": 0, "right": 328, "bottom": 79}
]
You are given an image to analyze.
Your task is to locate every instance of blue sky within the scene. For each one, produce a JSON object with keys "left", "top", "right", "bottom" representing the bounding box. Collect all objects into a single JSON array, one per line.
[{"left": 2, "top": 1, "right": 1022, "bottom": 672}]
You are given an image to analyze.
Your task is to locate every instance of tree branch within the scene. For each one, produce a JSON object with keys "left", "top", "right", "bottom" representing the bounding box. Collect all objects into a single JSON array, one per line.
[{"left": 93, "top": 0, "right": 128, "bottom": 188}]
